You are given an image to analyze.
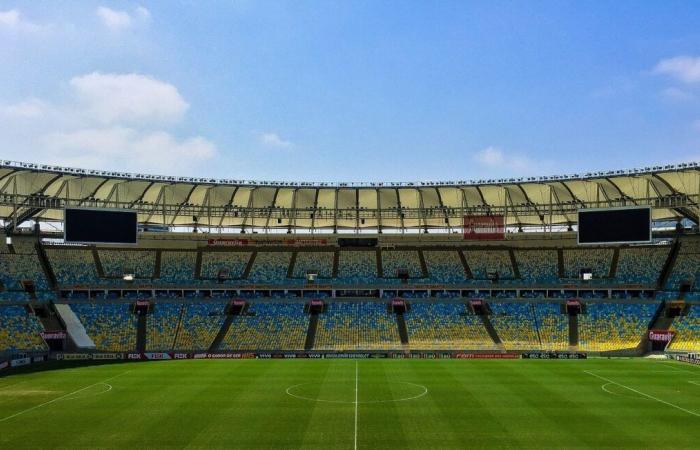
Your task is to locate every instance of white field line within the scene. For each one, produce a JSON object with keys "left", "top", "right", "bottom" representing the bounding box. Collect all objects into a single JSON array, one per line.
[
  {"left": 584, "top": 370, "right": 700, "bottom": 418},
  {"left": 354, "top": 360, "right": 359, "bottom": 450},
  {"left": 0, "top": 370, "right": 130, "bottom": 423},
  {"left": 689, "top": 381, "right": 700, "bottom": 387},
  {"left": 659, "top": 362, "right": 700, "bottom": 374}
]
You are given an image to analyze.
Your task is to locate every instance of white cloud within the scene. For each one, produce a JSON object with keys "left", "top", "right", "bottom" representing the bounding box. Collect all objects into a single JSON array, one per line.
[
  {"left": 41, "top": 127, "right": 216, "bottom": 174},
  {"left": 660, "top": 87, "right": 694, "bottom": 102},
  {"left": 0, "top": 98, "right": 47, "bottom": 118},
  {"left": 96, "top": 6, "right": 132, "bottom": 30},
  {"left": 654, "top": 56, "right": 700, "bottom": 84},
  {"left": 259, "top": 132, "right": 294, "bottom": 149},
  {"left": 0, "top": 9, "right": 43, "bottom": 33},
  {"left": 96, "top": 6, "right": 150, "bottom": 30},
  {"left": 70, "top": 72, "right": 189, "bottom": 125},
  {"left": 0, "top": 72, "right": 217, "bottom": 175},
  {"left": 472, "top": 146, "right": 545, "bottom": 175}
]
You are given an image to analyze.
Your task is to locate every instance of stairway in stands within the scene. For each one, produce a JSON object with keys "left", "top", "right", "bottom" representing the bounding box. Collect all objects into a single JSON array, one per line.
[
  {"left": 136, "top": 314, "right": 147, "bottom": 352},
  {"left": 209, "top": 315, "right": 235, "bottom": 352},
  {"left": 480, "top": 308, "right": 505, "bottom": 352},
  {"left": 304, "top": 312, "right": 319, "bottom": 350},
  {"left": 568, "top": 314, "right": 579, "bottom": 350},
  {"left": 395, "top": 312, "right": 409, "bottom": 347}
]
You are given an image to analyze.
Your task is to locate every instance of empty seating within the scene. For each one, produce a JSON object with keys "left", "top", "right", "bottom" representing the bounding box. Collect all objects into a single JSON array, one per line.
[
  {"left": 533, "top": 303, "right": 568, "bottom": 350},
  {"left": 159, "top": 251, "right": 197, "bottom": 284},
  {"left": 666, "top": 239, "right": 700, "bottom": 290},
  {"left": 669, "top": 306, "right": 700, "bottom": 351},
  {"left": 405, "top": 303, "right": 495, "bottom": 350},
  {"left": 616, "top": 247, "right": 669, "bottom": 285},
  {"left": 0, "top": 305, "right": 47, "bottom": 351},
  {"left": 563, "top": 248, "right": 613, "bottom": 280},
  {"left": 146, "top": 303, "right": 183, "bottom": 350},
  {"left": 578, "top": 302, "right": 656, "bottom": 352},
  {"left": 515, "top": 250, "right": 558, "bottom": 284},
  {"left": 424, "top": 250, "right": 466, "bottom": 283},
  {"left": 247, "top": 252, "right": 292, "bottom": 283},
  {"left": 70, "top": 303, "right": 137, "bottom": 351},
  {"left": 46, "top": 248, "right": 101, "bottom": 285},
  {"left": 489, "top": 302, "right": 540, "bottom": 350},
  {"left": 200, "top": 251, "right": 251, "bottom": 280},
  {"left": 337, "top": 251, "right": 377, "bottom": 284},
  {"left": 315, "top": 302, "right": 401, "bottom": 350},
  {"left": 464, "top": 250, "right": 513, "bottom": 280},
  {"left": 222, "top": 302, "right": 307, "bottom": 350},
  {"left": 293, "top": 251, "right": 334, "bottom": 278},
  {"left": 99, "top": 249, "right": 155, "bottom": 279},
  {"left": 382, "top": 250, "right": 423, "bottom": 278},
  {"left": 174, "top": 302, "right": 227, "bottom": 350}
]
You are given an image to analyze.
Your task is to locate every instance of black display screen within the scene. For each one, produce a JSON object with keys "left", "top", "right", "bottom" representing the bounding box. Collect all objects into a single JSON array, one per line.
[
  {"left": 64, "top": 208, "right": 137, "bottom": 244},
  {"left": 578, "top": 207, "right": 651, "bottom": 244}
]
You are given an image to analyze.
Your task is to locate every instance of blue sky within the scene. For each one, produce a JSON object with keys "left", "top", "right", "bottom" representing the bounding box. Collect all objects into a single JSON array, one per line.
[{"left": 1, "top": 1, "right": 700, "bottom": 181}]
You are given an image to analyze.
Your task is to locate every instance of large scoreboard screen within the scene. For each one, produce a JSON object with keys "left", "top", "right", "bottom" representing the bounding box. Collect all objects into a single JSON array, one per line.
[
  {"left": 64, "top": 208, "right": 138, "bottom": 244},
  {"left": 577, "top": 206, "right": 651, "bottom": 245}
]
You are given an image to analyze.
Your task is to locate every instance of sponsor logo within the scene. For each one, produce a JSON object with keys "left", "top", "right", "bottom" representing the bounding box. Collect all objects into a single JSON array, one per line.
[
  {"left": 10, "top": 357, "right": 31, "bottom": 367},
  {"left": 40, "top": 331, "right": 67, "bottom": 340},
  {"left": 59, "top": 353, "right": 92, "bottom": 360},
  {"left": 144, "top": 353, "right": 172, "bottom": 360},
  {"left": 173, "top": 353, "right": 190, "bottom": 359},
  {"left": 649, "top": 330, "right": 675, "bottom": 342},
  {"left": 92, "top": 353, "right": 122, "bottom": 360},
  {"left": 127, "top": 353, "right": 143, "bottom": 360},
  {"left": 453, "top": 353, "right": 520, "bottom": 359}
]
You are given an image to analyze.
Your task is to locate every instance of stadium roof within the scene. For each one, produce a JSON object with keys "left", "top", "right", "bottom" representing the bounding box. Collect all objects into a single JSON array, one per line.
[{"left": 0, "top": 160, "right": 698, "bottom": 231}]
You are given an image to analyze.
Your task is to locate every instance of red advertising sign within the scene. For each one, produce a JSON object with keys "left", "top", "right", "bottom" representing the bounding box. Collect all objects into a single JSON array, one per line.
[
  {"left": 648, "top": 330, "right": 675, "bottom": 342},
  {"left": 463, "top": 215, "right": 505, "bottom": 240},
  {"left": 208, "top": 238, "right": 329, "bottom": 247}
]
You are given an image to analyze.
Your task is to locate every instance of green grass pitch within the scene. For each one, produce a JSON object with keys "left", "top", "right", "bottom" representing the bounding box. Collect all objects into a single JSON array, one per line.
[{"left": 1, "top": 358, "right": 699, "bottom": 449}]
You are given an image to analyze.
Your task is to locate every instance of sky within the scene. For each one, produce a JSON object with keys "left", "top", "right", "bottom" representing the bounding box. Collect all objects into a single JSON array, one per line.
[{"left": 1, "top": 1, "right": 700, "bottom": 182}]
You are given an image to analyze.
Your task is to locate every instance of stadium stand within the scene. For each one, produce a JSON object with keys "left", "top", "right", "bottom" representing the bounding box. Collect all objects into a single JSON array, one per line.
[
  {"left": 669, "top": 305, "right": 700, "bottom": 352},
  {"left": 464, "top": 249, "right": 513, "bottom": 280},
  {"left": 46, "top": 247, "right": 100, "bottom": 285},
  {"left": 423, "top": 250, "right": 466, "bottom": 283},
  {"left": 247, "top": 252, "right": 292, "bottom": 284},
  {"left": 382, "top": 250, "right": 423, "bottom": 278},
  {"left": 337, "top": 251, "right": 377, "bottom": 284},
  {"left": 70, "top": 303, "right": 137, "bottom": 351},
  {"left": 0, "top": 305, "right": 47, "bottom": 352},
  {"left": 515, "top": 250, "right": 559, "bottom": 284},
  {"left": 666, "top": 239, "right": 700, "bottom": 290},
  {"left": 293, "top": 251, "right": 334, "bottom": 278},
  {"left": 315, "top": 302, "right": 401, "bottom": 350},
  {"left": 489, "top": 302, "right": 541, "bottom": 350},
  {"left": 99, "top": 249, "right": 155, "bottom": 279},
  {"left": 405, "top": 303, "right": 495, "bottom": 350},
  {"left": 578, "top": 302, "right": 657, "bottom": 352},
  {"left": 533, "top": 302, "right": 569, "bottom": 350},
  {"left": 173, "top": 302, "right": 228, "bottom": 350},
  {"left": 200, "top": 251, "right": 251, "bottom": 280},
  {"left": 159, "top": 251, "right": 197, "bottom": 284},
  {"left": 0, "top": 238, "right": 49, "bottom": 293},
  {"left": 615, "top": 247, "right": 669, "bottom": 285},
  {"left": 562, "top": 248, "right": 613, "bottom": 280},
  {"left": 147, "top": 303, "right": 182, "bottom": 350},
  {"left": 221, "top": 302, "right": 307, "bottom": 350}
]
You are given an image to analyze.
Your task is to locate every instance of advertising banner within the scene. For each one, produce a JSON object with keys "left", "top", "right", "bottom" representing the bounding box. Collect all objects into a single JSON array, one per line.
[
  {"left": 648, "top": 330, "right": 675, "bottom": 342},
  {"left": 40, "top": 331, "right": 67, "bottom": 340},
  {"left": 453, "top": 353, "right": 519, "bottom": 359},
  {"left": 463, "top": 215, "right": 505, "bottom": 240}
]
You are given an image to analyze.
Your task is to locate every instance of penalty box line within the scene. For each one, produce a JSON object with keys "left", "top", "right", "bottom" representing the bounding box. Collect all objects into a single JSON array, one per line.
[
  {"left": 584, "top": 370, "right": 700, "bottom": 418},
  {"left": 0, "top": 370, "right": 131, "bottom": 423}
]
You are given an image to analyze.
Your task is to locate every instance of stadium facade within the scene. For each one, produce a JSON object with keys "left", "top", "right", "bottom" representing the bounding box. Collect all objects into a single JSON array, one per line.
[{"left": 1, "top": 161, "right": 699, "bottom": 367}]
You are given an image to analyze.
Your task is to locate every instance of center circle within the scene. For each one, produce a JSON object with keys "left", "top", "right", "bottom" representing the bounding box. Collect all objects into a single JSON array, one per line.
[{"left": 286, "top": 381, "right": 428, "bottom": 404}]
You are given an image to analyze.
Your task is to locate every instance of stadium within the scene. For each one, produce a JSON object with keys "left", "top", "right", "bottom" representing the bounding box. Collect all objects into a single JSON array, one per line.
[
  {"left": 4, "top": 3, "right": 700, "bottom": 449},
  {"left": 1, "top": 159, "right": 700, "bottom": 448}
]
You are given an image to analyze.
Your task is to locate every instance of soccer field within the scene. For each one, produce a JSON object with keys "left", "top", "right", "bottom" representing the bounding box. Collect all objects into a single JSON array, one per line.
[{"left": 1, "top": 359, "right": 699, "bottom": 449}]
